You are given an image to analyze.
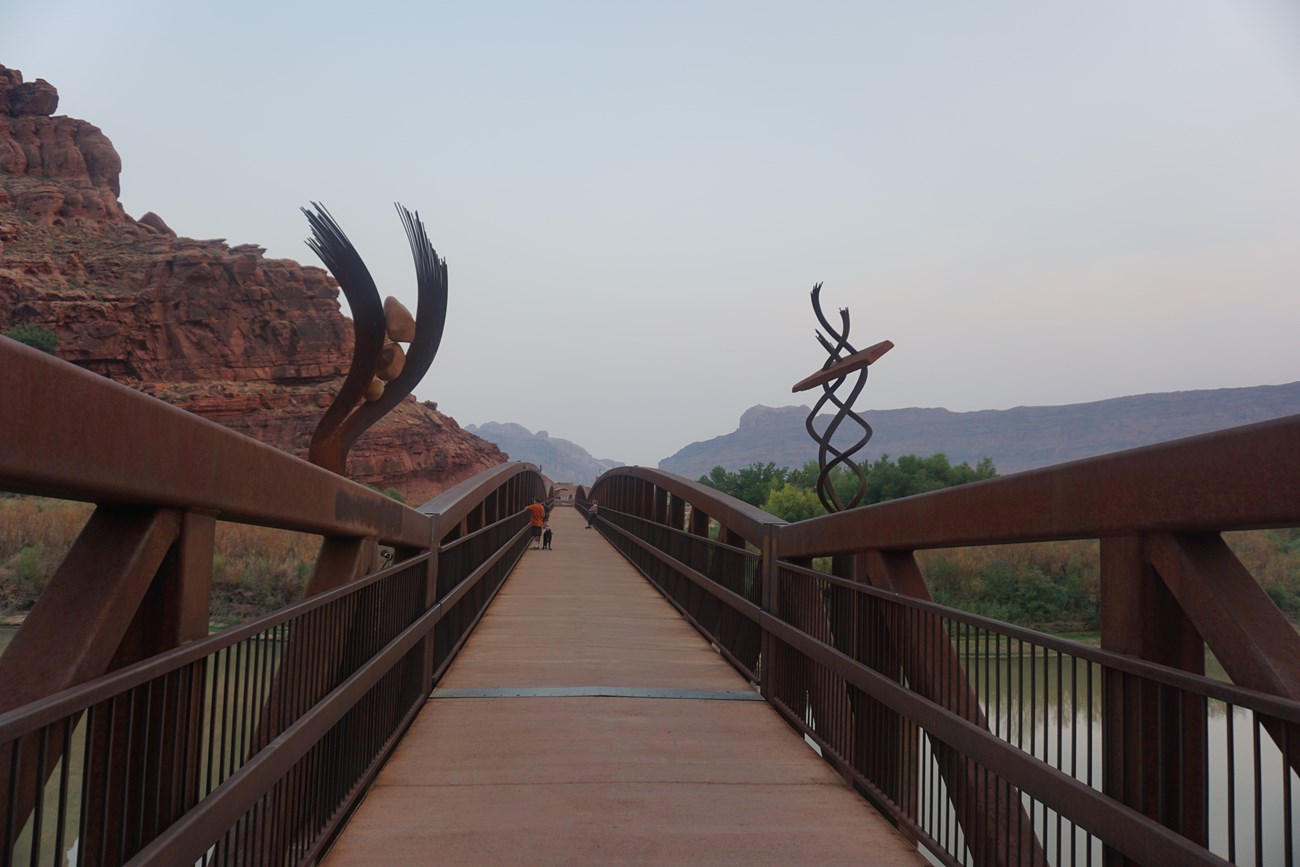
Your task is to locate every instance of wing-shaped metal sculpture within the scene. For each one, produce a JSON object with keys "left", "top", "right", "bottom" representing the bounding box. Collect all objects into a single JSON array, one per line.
[{"left": 303, "top": 203, "right": 448, "bottom": 475}]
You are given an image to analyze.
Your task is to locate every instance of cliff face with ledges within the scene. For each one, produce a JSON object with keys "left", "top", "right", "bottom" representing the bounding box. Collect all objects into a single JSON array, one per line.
[{"left": 0, "top": 64, "right": 505, "bottom": 501}]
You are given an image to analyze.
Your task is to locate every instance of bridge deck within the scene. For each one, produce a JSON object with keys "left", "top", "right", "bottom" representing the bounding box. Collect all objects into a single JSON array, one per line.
[{"left": 323, "top": 506, "right": 923, "bottom": 865}]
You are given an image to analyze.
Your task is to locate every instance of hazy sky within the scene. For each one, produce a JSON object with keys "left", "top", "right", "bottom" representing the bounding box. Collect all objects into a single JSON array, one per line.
[{"left": 5, "top": 1, "right": 1299, "bottom": 466}]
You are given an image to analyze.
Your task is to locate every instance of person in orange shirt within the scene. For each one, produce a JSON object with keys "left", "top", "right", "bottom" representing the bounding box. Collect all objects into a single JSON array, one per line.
[{"left": 526, "top": 498, "right": 547, "bottom": 549}]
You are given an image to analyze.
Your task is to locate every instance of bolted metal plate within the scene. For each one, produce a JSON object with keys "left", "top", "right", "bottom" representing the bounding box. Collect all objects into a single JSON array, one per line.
[{"left": 429, "top": 686, "right": 763, "bottom": 701}]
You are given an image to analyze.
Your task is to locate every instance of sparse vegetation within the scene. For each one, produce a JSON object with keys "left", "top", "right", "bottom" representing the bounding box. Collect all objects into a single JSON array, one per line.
[
  {"left": 918, "top": 541, "right": 1100, "bottom": 633},
  {"left": 0, "top": 495, "right": 318, "bottom": 630},
  {"left": 208, "top": 522, "right": 316, "bottom": 630},
  {"left": 2, "top": 323, "right": 58, "bottom": 354},
  {"left": 1224, "top": 528, "right": 1300, "bottom": 622},
  {"left": 0, "top": 496, "right": 92, "bottom": 615}
]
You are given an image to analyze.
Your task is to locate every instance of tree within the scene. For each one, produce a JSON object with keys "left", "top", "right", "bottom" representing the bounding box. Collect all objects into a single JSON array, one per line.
[
  {"left": 763, "top": 483, "right": 824, "bottom": 522},
  {"left": 697, "top": 462, "right": 791, "bottom": 507},
  {"left": 865, "top": 453, "right": 996, "bottom": 504},
  {"left": 3, "top": 324, "right": 58, "bottom": 355},
  {"left": 701, "top": 454, "right": 998, "bottom": 513},
  {"left": 700, "top": 466, "right": 740, "bottom": 500}
]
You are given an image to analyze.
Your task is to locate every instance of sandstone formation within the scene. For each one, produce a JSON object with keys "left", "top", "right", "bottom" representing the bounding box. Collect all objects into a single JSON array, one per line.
[{"left": 0, "top": 64, "right": 505, "bottom": 501}]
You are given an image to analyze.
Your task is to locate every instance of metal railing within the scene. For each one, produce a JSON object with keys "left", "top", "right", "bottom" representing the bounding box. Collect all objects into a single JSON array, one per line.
[
  {"left": 584, "top": 414, "right": 1300, "bottom": 867},
  {"left": 0, "top": 338, "right": 544, "bottom": 865}
]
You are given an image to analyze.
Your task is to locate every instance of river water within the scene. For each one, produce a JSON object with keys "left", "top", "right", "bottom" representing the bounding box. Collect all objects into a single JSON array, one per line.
[{"left": 925, "top": 651, "right": 1298, "bottom": 866}]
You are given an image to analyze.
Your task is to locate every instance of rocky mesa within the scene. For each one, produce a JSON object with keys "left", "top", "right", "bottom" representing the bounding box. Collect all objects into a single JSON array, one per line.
[{"left": 0, "top": 64, "right": 505, "bottom": 502}]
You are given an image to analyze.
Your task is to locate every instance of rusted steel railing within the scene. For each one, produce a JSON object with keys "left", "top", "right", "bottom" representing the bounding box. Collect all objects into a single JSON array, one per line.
[
  {"left": 582, "top": 469, "right": 777, "bottom": 682},
  {"left": 584, "top": 414, "right": 1300, "bottom": 867},
  {"left": 0, "top": 338, "right": 543, "bottom": 866}
]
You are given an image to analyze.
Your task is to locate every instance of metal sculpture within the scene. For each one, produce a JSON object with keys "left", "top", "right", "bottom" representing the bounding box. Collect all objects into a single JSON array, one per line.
[
  {"left": 303, "top": 203, "right": 449, "bottom": 475},
  {"left": 791, "top": 283, "right": 892, "bottom": 512}
]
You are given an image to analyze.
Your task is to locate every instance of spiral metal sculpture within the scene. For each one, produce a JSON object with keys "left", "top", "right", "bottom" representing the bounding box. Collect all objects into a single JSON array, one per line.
[
  {"left": 303, "top": 203, "right": 449, "bottom": 475},
  {"left": 791, "top": 283, "right": 893, "bottom": 513}
]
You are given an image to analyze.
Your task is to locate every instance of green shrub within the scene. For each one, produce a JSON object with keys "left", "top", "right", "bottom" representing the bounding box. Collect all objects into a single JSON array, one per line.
[
  {"left": 13, "top": 544, "right": 45, "bottom": 592},
  {"left": 3, "top": 324, "right": 58, "bottom": 354}
]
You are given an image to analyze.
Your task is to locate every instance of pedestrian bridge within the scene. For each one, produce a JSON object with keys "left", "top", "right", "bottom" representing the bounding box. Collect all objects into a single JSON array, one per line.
[
  {"left": 2, "top": 339, "right": 1299, "bottom": 866},
  {"left": 324, "top": 505, "right": 920, "bottom": 865}
]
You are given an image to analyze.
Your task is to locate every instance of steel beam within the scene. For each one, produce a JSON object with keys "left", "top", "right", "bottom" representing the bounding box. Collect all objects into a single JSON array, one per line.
[
  {"left": 1146, "top": 532, "right": 1300, "bottom": 773},
  {"left": 0, "top": 506, "right": 181, "bottom": 711},
  {"left": 862, "top": 550, "right": 1044, "bottom": 866},
  {"left": 779, "top": 414, "right": 1300, "bottom": 557},
  {"left": 1100, "top": 536, "right": 1209, "bottom": 866},
  {"left": 597, "top": 466, "right": 784, "bottom": 543},
  {"left": 0, "top": 340, "right": 430, "bottom": 547}
]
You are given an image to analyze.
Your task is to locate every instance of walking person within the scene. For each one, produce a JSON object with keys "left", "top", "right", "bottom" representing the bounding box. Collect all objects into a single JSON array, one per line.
[
  {"left": 526, "top": 498, "right": 546, "bottom": 549},
  {"left": 585, "top": 499, "right": 598, "bottom": 528}
]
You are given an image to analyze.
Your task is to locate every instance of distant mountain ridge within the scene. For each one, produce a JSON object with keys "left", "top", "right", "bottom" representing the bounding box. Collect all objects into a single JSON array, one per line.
[
  {"left": 657, "top": 382, "right": 1300, "bottom": 479},
  {"left": 466, "top": 422, "right": 622, "bottom": 486}
]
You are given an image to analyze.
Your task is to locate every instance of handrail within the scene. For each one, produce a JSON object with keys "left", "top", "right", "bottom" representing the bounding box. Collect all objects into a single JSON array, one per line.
[
  {"left": 0, "top": 336, "right": 548, "bottom": 866},
  {"left": 590, "top": 465, "right": 784, "bottom": 545},
  {"left": 0, "top": 339, "right": 428, "bottom": 547},
  {"left": 758, "top": 608, "right": 1226, "bottom": 867},
  {"left": 131, "top": 592, "right": 440, "bottom": 866},
  {"left": 0, "top": 459, "right": 541, "bottom": 866},
  {"left": 598, "top": 515, "right": 764, "bottom": 624},
  {"left": 586, "top": 415, "right": 1300, "bottom": 867},
  {"left": 776, "top": 557, "right": 1300, "bottom": 720},
  {"left": 779, "top": 412, "right": 1300, "bottom": 557},
  {"left": 599, "top": 506, "right": 757, "bottom": 557},
  {"left": 0, "top": 551, "right": 430, "bottom": 740},
  {"left": 438, "top": 506, "right": 528, "bottom": 553},
  {"left": 418, "top": 461, "right": 541, "bottom": 535}
]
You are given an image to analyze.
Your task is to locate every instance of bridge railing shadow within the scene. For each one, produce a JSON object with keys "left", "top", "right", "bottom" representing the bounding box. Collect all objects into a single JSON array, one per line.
[
  {"left": 0, "top": 338, "right": 544, "bottom": 866},
  {"left": 581, "top": 415, "right": 1300, "bottom": 867}
]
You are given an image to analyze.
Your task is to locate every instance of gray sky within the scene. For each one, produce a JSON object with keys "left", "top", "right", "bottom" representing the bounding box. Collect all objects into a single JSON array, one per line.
[{"left": 6, "top": 1, "right": 1299, "bottom": 466}]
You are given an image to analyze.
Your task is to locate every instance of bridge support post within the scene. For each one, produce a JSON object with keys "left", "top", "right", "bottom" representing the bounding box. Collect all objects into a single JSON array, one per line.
[
  {"left": 653, "top": 487, "right": 668, "bottom": 526},
  {"left": 421, "top": 545, "right": 441, "bottom": 692},
  {"left": 686, "top": 505, "right": 711, "bottom": 631},
  {"left": 667, "top": 495, "right": 686, "bottom": 568},
  {"left": 711, "top": 527, "right": 745, "bottom": 664},
  {"left": 759, "top": 524, "right": 779, "bottom": 703},
  {"left": 1100, "top": 535, "right": 1208, "bottom": 867},
  {"left": 92, "top": 510, "right": 217, "bottom": 859}
]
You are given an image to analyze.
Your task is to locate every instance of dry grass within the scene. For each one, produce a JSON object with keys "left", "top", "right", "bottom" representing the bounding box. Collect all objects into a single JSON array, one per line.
[
  {"left": 0, "top": 496, "right": 93, "bottom": 616},
  {"left": 210, "top": 522, "right": 318, "bottom": 629},
  {"left": 0, "top": 495, "right": 319, "bottom": 629}
]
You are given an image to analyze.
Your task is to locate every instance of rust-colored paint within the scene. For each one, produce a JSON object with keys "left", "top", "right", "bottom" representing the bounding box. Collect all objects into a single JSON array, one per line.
[
  {"left": 0, "top": 340, "right": 430, "bottom": 547},
  {"left": 779, "top": 413, "right": 1300, "bottom": 558},
  {"left": 791, "top": 339, "right": 894, "bottom": 393}
]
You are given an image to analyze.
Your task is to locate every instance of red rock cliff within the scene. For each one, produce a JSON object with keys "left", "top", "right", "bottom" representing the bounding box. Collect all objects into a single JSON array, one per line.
[{"left": 0, "top": 64, "right": 505, "bottom": 502}]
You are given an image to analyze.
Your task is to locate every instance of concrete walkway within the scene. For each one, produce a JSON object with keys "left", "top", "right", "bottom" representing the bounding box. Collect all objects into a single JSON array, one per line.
[{"left": 323, "top": 506, "right": 924, "bottom": 865}]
